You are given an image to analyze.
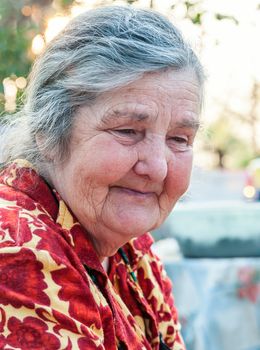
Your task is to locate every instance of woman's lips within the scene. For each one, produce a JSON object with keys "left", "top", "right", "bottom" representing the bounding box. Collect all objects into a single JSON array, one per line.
[{"left": 112, "top": 186, "right": 155, "bottom": 198}]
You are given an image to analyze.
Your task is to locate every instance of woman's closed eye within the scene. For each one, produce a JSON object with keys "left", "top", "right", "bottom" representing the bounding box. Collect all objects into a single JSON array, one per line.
[
  {"left": 167, "top": 135, "right": 192, "bottom": 151},
  {"left": 110, "top": 128, "right": 144, "bottom": 144},
  {"left": 171, "top": 136, "right": 188, "bottom": 144},
  {"left": 114, "top": 129, "right": 137, "bottom": 135}
]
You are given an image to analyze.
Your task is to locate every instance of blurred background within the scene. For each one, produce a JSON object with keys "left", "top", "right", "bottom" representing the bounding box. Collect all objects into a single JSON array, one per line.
[{"left": 1, "top": 1, "right": 260, "bottom": 349}]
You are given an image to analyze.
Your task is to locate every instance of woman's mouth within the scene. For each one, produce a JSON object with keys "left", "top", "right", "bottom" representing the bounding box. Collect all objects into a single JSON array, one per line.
[{"left": 112, "top": 186, "right": 155, "bottom": 199}]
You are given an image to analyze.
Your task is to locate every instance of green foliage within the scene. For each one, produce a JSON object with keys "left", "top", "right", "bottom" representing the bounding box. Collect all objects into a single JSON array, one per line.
[
  {"left": 191, "top": 12, "right": 202, "bottom": 24},
  {"left": 215, "top": 13, "right": 238, "bottom": 25},
  {"left": 0, "top": 1, "right": 36, "bottom": 93},
  {"left": 112, "top": 0, "right": 138, "bottom": 4},
  {"left": 60, "top": 0, "right": 74, "bottom": 7},
  {"left": 0, "top": 0, "right": 76, "bottom": 113}
]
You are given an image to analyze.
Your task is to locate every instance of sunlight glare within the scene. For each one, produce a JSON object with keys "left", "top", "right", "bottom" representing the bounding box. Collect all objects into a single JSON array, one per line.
[
  {"left": 45, "top": 17, "right": 69, "bottom": 43},
  {"left": 32, "top": 34, "right": 45, "bottom": 55},
  {"left": 15, "top": 77, "right": 27, "bottom": 89}
]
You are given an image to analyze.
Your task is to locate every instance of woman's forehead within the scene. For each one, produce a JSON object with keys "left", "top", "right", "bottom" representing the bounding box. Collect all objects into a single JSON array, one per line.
[{"left": 98, "top": 69, "right": 200, "bottom": 109}]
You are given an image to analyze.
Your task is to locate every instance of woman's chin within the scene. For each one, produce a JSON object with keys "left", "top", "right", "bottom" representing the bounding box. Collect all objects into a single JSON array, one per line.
[
  {"left": 98, "top": 198, "right": 164, "bottom": 240},
  {"left": 101, "top": 211, "right": 157, "bottom": 237}
]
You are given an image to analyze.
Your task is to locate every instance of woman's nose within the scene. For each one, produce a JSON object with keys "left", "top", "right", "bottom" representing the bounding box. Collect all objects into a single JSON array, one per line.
[{"left": 133, "top": 137, "right": 169, "bottom": 182}]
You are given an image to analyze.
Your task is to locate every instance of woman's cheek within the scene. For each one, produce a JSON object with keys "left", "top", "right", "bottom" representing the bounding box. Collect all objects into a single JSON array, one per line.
[
  {"left": 94, "top": 145, "right": 138, "bottom": 183},
  {"left": 178, "top": 155, "right": 193, "bottom": 193},
  {"left": 166, "top": 153, "right": 193, "bottom": 198}
]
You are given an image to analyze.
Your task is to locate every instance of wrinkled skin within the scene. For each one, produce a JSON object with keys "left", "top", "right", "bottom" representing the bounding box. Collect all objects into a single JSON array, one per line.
[{"left": 48, "top": 69, "right": 201, "bottom": 259}]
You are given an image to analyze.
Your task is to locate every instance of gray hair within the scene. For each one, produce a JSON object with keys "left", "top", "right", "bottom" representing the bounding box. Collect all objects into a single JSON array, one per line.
[{"left": 1, "top": 5, "right": 204, "bottom": 172}]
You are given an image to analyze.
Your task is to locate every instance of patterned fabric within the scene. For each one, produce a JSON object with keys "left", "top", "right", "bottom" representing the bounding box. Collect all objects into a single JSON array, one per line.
[{"left": 0, "top": 160, "right": 185, "bottom": 350}]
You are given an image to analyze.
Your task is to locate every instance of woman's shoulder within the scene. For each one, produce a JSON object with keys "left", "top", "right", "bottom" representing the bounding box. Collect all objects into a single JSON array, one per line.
[
  {"left": 0, "top": 180, "right": 75, "bottom": 270},
  {"left": 0, "top": 160, "right": 62, "bottom": 249}
]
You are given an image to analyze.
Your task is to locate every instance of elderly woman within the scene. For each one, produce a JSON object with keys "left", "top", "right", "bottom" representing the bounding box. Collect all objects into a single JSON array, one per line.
[{"left": 0, "top": 5, "right": 203, "bottom": 350}]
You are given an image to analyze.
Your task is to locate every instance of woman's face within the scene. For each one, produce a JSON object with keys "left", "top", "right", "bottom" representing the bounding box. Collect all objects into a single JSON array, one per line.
[{"left": 49, "top": 69, "right": 201, "bottom": 257}]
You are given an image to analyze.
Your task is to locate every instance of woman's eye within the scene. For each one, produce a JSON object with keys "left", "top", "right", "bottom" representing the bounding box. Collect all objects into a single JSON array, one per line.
[
  {"left": 111, "top": 128, "right": 144, "bottom": 144},
  {"left": 114, "top": 129, "right": 136, "bottom": 135},
  {"left": 171, "top": 136, "right": 188, "bottom": 144},
  {"left": 167, "top": 136, "right": 191, "bottom": 151}
]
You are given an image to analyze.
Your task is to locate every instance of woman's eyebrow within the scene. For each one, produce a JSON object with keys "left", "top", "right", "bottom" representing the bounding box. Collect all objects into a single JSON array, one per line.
[
  {"left": 100, "top": 111, "right": 200, "bottom": 129},
  {"left": 101, "top": 110, "right": 150, "bottom": 124},
  {"left": 175, "top": 118, "right": 200, "bottom": 130}
]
